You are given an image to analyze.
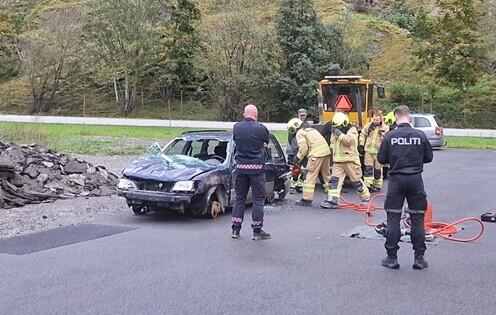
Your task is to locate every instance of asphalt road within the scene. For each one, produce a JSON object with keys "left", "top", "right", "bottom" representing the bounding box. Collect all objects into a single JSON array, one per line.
[{"left": 1, "top": 149, "right": 496, "bottom": 315}]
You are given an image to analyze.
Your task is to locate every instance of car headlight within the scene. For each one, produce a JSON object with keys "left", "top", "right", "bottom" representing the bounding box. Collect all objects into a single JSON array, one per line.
[
  {"left": 172, "top": 181, "right": 195, "bottom": 192},
  {"left": 118, "top": 178, "right": 137, "bottom": 190}
]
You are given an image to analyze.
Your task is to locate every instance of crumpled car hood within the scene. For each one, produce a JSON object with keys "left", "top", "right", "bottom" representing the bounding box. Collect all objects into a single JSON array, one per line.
[{"left": 123, "top": 156, "right": 215, "bottom": 182}]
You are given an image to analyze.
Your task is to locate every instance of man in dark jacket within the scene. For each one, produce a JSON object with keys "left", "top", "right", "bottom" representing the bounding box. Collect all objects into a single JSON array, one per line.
[
  {"left": 231, "top": 104, "right": 271, "bottom": 241},
  {"left": 377, "top": 105, "right": 433, "bottom": 270}
]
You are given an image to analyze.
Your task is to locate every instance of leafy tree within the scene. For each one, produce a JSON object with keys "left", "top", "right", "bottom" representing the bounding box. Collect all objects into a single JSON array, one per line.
[
  {"left": 275, "top": 0, "right": 355, "bottom": 119},
  {"left": 83, "top": 0, "right": 173, "bottom": 116},
  {"left": 414, "top": 0, "right": 487, "bottom": 88},
  {"left": 146, "top": 0, "right": 201, "bottom": 103},
  {"left": 196, "top": 1, "right": 280, "bottom": 121},
  {"left": 19, "top": 6, "right": 82, "bottom": 113}
]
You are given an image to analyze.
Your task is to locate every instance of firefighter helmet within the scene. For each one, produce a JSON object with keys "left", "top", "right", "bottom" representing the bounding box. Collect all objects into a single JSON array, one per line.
[
  {"left": 383, "top": 111, "right": 396, "bottom": 126},
  {"left": 331, "top": 112, "right": 349, "bottom": 128},
  {"left": 287, "top": 118, "right": 303, "bottom": 133}
]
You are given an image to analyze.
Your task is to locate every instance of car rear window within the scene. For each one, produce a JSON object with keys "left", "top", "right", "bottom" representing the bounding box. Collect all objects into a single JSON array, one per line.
[
  {"left": 434, "top": 116, "right": 443, "bottom": 127},
  {"left": 414, "top": 117, "right": 431, "bottom": 128}
]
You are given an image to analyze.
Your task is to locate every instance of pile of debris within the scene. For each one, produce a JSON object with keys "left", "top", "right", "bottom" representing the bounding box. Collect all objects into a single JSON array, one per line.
[{"left": 0, "top": 141, "right": 118, "bottom": 209}]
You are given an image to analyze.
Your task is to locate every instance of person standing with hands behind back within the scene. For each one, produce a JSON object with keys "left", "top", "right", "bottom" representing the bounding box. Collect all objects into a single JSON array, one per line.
[
  {"left": 231, "top": 104, "right": 271, "bottom": 241},
  {"left": 377, "top": 105, "right": 433, "bottom": 270}
]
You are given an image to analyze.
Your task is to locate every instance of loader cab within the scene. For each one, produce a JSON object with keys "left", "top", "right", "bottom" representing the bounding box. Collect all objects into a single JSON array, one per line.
[{"left": 317, "top": 76, "right": 382, "bottom": 129}]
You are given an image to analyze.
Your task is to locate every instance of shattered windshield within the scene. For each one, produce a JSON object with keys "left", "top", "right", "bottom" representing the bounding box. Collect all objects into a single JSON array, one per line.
[{"left": 144, "top": 140, "right": 228, "bottom": 168}]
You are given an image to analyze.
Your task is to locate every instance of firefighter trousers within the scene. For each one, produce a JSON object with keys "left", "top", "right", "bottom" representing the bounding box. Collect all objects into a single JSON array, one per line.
[
  {"left": 302, "top": 155, "right": 331, "bottom": 201},
  {"left": 232, "top": 171, "right": 265, "bottom": 232},
  {"left": 384, "top": 173, "right": 427, "bottom": 257},
  {"left": 363, "top": 153, "right": 383, "bottom": 189},
  {"left": 328, "top": 162, "right": 370, "bottom": 202}
]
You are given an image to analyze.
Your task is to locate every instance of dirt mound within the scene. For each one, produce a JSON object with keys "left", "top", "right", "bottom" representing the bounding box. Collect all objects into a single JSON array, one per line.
[{"left": 0, "top": 141, "right": 118, "bottom": 208}]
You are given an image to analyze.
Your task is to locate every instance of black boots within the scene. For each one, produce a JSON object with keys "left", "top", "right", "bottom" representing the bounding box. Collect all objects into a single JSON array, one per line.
[
  {"left": 295, "top": 199, "right": 313, "bottom": 206},
  {"left": 252, "top": 229, "right": 271, "bottom": 240},
  {"left": 413, "top": 255, "right": 429, "bottom": 270},
  {"left": 381, "top": 255, "right": 429, "bottom": 270},
  {"left": 231, "top": 229, "right": 240, "bottom": 239},
  {"left": 381, "top": 256, "right": 400, "bottom": 269}
]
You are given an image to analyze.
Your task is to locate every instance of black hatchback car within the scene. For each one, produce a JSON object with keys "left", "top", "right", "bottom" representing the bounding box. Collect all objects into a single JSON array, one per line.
[{"left": 117, "top": 130, "right": 289, "bottom": 218}]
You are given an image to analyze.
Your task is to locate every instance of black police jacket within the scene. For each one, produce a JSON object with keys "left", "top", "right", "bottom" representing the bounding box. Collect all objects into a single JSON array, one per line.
[
  {"left": 233, "top": 118, "right": 270, "bottom": 173},
  {"left": 377, "top": 123, "right": 433, "bottom": 175}
]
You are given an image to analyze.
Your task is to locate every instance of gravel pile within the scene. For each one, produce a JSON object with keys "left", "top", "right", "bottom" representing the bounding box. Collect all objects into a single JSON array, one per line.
[{"left": 0, "top": 141, "right": 118, "bottom": 208}]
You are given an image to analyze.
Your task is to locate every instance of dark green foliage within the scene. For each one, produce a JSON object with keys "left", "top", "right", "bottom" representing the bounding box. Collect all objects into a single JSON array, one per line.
[{"left": 275, "top": 0, "right": 360, "bottom": 120}]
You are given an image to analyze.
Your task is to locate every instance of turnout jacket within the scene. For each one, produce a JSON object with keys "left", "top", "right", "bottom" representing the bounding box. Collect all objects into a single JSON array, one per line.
[
  {"left": 377, "top": 123, "right": 433, "bottom": 175},
  {"left": 233, "top": 118, "right": 270, "bottom": 173},
  {"left": 330, "top": 126, "right": 360, "bottom": 165},
  {"left": 295, "top": 128, "right": 331, "bottom": 160},
  {"left": 359, "top": 122, "right": 389, "bottom": 155}
]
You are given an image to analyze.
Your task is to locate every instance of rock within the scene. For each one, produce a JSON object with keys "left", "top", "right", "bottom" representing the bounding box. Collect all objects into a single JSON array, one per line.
[
  {"left": 41, "top": 161, "right": 54, "bottom": 168},
  {"left": 37, "top": 173, "right": 49, "bottom": 184},
  {"left": 64, "top": 161, "right": 88, "bottom": 174},
  {"left": 22, "top": 164, "right": 39, "bottom": 179}
]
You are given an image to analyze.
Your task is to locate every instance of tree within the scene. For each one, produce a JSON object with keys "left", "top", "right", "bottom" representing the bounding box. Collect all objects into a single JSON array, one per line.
[
  {"left": 275, "top": 0, "right": 353, "bottom": 119},
  {"left": 196, "top": 1, "right": 280, "bottom": 121},
  {"left": 414, "top": 0, "right": 487, "bottom": 88},
  {"left": 83, "top": 0, "right": 173, "bottom": 116},
  {"left": 19, "top": 6, "right": 81, "bottom": 113},
  {"left": 147, "top": 0, "right": 201, "bottom": 104}
]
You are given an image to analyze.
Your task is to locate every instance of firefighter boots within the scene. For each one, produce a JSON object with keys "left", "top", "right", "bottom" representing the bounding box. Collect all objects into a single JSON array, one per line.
[
  {"left": 295, "top": 199, "right": 313, "bottom": 207},
  {"left": 252, "top": 229, "right": 271, "bottom": 240},
  {"left": 413, "top": 255, "right": 429, "bottom": 270}
]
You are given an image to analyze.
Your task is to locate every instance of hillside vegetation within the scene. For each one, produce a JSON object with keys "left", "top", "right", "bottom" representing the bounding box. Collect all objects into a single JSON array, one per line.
[{"left": 0, "top": 0, "right": 494, "bottom": 128}]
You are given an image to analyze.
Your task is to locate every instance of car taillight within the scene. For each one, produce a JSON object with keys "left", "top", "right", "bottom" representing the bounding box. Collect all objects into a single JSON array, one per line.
[{"left": 435, "top": 126, "right": 442, "bottom": 136}]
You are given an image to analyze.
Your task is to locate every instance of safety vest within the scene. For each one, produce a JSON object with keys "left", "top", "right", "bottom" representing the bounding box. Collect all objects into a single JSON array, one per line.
[
  {"left": 331, "top": 126, "right": 360, "bottom": 165},
  {"left": 359, "top": 123, "right": 389, "bottom": 155},
  {"left": 296, "top": 128, "right": 331, "bottom": 160}
]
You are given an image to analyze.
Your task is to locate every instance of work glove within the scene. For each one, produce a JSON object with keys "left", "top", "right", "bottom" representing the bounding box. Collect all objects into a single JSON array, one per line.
[
  {"left": 333, "top": 128, "right": 343, "bottom": 137},
  {"left": 358, "top": 145, "right": 365, "bottom": 156}
]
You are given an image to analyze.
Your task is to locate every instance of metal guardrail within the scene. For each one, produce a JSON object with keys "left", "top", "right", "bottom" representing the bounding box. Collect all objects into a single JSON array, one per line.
[{"left": 0, "top": 114, "right": 495, "bottom": 137}]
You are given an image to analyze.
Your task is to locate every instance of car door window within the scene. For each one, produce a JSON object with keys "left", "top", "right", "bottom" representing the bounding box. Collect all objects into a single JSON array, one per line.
[
  {"left": 267, "top": 135, "right": 285, "bottom": 163},
  {"left": 414, "top": 117, "right": 431, "bottom": 128}
]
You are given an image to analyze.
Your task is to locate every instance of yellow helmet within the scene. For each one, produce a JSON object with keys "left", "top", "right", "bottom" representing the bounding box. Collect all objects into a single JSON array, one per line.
[
  {"left": 287, "top": 118, "right": 303, "bottom": 133},
  {"left": 383, "top": 111, "right": 396, "bottom": 126},
  {"left": 331, "top": 112, "right": 349, "bottom": 128}
]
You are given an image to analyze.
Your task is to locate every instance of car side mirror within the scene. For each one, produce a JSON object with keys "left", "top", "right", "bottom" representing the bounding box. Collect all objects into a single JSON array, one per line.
[{"left": 377, "top": 86, "right": 385, "bottom": 99}]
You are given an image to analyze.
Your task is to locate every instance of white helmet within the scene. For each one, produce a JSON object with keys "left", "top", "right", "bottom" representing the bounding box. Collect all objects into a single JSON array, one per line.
[{"left": 287, "top": 118, "right": 303, "bottom": 133}]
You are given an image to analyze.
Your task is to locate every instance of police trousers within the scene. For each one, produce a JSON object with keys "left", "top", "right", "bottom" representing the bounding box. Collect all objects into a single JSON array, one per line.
[
  {"left": 384, "top": 173, "right": 427, "bottom": 257},
  {"left": 363, "top": 153, "right": 383, "bottom": 189},
  {"left": 232, "top": 171, "right": 265, "bottom": 232},
  {"left": 302, "top": 155, "right": 331, "bottom": 201}
]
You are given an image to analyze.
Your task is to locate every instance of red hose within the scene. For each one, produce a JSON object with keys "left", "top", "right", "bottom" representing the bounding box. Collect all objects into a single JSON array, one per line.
[{"left": 357, "top": 193, "right": 485, "bottom": 243}]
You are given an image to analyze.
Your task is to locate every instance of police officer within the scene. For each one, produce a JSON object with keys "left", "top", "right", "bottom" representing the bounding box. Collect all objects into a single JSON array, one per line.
[
  {"left": 359, "top": 111, "right": 389, "bottom": 192},
  {"left": 377, "top": 105, "right": 433, "bottom": 269},
  {"left": 321, "top": 112, "right": 370, "bottom": 209},
  {"left": 231, "top": 104, "right": 271, "bottom": 241},
  {"left": 289, "top": 118, "right": 331, "bottom": 206}
]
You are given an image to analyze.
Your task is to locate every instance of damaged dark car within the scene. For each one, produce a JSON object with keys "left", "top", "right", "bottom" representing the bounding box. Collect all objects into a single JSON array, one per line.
[{"left": 117, "top": 130, "right": 289, "bottom": 218}]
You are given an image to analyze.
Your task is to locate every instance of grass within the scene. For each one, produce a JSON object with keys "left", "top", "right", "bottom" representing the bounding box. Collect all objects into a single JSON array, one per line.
[
  {"left": 445, "top": 136, "right": 496, "bottom": 150},
  {"left": 0, "top": 122, "right": 494, "bottom": 155}
]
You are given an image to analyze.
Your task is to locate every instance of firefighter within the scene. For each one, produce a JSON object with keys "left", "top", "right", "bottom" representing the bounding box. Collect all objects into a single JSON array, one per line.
[
  {"left": 377, "top": 105, "right": 433, "bottom": 270},
  {"left": 359, "top": 111, "right": 389, "bottom": 192},
  {"left": 290, "top": 118, "right": 331, "bottom": 206},
  {"left": 231, "top": 104, "right": 271, "bottom": 241},
  {"left": 320, "top": 112, "right": 370, "bottom": 209},
  {"left": 286, "top": 118, "right": 304, "bottom": 194},
  {"left": 383, "top": 111, "right": 397, "bottom": 131}
]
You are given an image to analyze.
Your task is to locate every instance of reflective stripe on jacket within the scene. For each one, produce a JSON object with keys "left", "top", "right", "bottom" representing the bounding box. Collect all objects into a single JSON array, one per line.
[
  {"left": 296, "top": 128, "right": 331, "bottom": 160},
  {"left": 331, "top": 126, "right": 360, "bottom": 164},
  {"left": 359, "top": 122, "right": 389, "bottom": 155}
]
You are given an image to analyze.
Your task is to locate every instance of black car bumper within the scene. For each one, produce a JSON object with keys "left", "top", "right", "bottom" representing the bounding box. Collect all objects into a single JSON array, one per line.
[{"left": 118, "top": 189, "right": 192, "bottom": 204}]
